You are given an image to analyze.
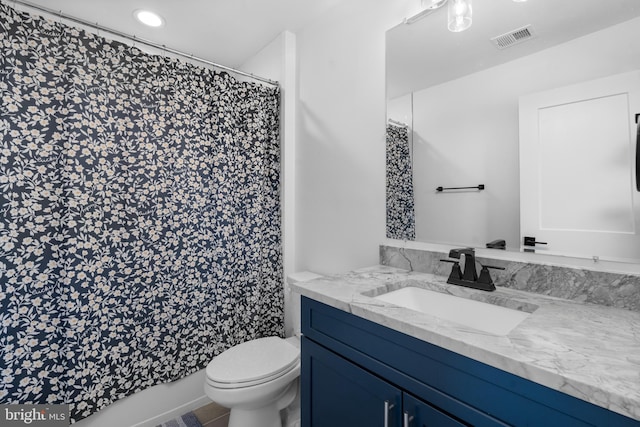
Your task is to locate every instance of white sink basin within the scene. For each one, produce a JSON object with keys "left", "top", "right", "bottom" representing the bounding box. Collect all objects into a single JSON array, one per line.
[{"left": 374, "top": 287, "right": 532, "bottom": 335}]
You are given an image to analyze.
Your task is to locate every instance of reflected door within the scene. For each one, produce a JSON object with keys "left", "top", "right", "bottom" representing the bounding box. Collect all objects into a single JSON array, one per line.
[{"left": 519, "top": 70, "right": 640, "bottom": 261}]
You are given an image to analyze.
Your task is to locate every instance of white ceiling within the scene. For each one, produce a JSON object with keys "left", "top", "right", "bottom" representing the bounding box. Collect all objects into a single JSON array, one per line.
[
  {"left": 387, "top": 0, "right": 640, "bottom": 98},
  {"left": 14, "top": 0, "right": 344, "bottom": 68},
  {"left": 14, "top": 0, "right": 640, "bottom": 96}
]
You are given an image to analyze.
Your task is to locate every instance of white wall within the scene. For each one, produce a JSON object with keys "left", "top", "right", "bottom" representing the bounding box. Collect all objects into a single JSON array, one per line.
[
  {"left": 295, "top": 0, "right": 418, "bottom": 274},
  {"left": 387, "top": 94, "right": 412, "bottom": 129},
  {"left": 387, "top": 93, "right": 414, "bottom": 162},
  {"left": 406, "top": 16, "right": 640, "bottom": 250},
  {"left": 411, "top": 74, "right": 520, "bottom": 248},
  {"left": 240, "top": 31, "right": 298, "bottom": 337}
]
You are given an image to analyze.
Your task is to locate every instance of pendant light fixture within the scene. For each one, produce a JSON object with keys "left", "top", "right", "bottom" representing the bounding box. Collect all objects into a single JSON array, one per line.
[
  {"left": 448, "top": 0, "right": 472, "bottom": 32},
  {"left": 405, "top": 0, "right": 472, "bottom": 32}
]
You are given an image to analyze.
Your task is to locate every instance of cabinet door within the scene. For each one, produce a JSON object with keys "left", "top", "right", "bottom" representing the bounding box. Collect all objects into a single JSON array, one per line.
[
  {"left": 301, "top": 337, "right": 402, "bottom": 427},
  {"left": 403, "top": 393, "right": 469, "bottom": 427}
]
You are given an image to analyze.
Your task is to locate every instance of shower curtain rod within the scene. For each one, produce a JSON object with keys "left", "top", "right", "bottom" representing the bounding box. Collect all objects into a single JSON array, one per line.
[{"left": 4, "top": 0, "right": 279, "bottom": 87}]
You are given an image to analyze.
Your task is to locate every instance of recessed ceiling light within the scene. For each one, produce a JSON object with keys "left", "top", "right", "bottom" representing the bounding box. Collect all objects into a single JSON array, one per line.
[{"left": 133, "top": 9, "right": 164, "bottom": 27}]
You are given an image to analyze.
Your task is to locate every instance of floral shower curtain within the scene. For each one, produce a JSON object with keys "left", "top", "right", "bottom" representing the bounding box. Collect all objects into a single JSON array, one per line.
[
  {"left": 0, "top": 3, "right": 283, "bottom": 421},
  {"left": 386, "top": 124, "right": 415, "bottom": 240}
]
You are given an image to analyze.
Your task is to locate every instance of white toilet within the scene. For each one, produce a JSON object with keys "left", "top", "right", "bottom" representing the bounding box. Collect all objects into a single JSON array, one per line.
[{"left": 204, "top": 336, "right": 300, "bottom": 427}]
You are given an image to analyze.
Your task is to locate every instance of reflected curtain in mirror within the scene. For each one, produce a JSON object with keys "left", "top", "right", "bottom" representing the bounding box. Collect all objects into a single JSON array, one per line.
[{"left": 386, "top": 124, "right": 415, "bottom": 240}]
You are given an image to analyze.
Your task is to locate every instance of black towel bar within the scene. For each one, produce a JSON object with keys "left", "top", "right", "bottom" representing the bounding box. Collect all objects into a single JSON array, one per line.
[{"left": 436, "top": 184, "right": 485, "bottom": 192}]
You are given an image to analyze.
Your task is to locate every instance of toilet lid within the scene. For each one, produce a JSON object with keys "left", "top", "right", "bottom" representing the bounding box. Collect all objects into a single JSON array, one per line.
[{"left": 206, "top": 337, "right": 300, "bottom": 386}]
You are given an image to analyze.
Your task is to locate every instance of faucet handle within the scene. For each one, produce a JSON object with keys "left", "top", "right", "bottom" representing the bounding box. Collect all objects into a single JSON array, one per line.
[
  {"left": 477, "top": 264, "right": 505, "bottom": 287},
  {"left": 440, "top": 259, "right": 463, "bottom": 281},
  {"left": 482, "top": 264, "right": 505, "bottom": 271}
]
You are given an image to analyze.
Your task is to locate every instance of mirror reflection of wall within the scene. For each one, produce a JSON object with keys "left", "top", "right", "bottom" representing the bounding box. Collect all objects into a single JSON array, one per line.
[{"left": 386, "top": 0, "right": 640, "bottom": 262}]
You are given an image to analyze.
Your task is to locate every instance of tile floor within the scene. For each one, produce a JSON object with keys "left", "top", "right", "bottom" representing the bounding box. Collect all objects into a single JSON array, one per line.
[
  {"left": 192, "top": 398, "right": 300, "bottom": 427},
  {"left": 192, "top": 402, "right": 230, "bottom": 427}
]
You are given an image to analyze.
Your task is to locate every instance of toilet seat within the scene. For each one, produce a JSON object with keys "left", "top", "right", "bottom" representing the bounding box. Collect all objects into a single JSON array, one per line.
[{"left": 206, "top": 337, "right": 300, "bottom": 389}]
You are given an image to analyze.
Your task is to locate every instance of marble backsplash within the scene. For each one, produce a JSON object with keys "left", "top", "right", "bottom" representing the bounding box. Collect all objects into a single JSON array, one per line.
[{"left": 380, "top": 245, "right": 640, "bottom": 312}]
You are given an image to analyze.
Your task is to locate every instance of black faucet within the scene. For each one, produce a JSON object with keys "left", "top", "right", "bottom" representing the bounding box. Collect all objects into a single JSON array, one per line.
[
  {"left": 440, "top": 248, "right": 504, "bottom": 292},
  {"left": 448, "top": 248, "right": 478, "bottom": 282}
]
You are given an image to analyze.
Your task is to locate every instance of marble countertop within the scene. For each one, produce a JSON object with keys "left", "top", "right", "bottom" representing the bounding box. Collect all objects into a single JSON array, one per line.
[{"left": 289, "top": 265, "right": 640, "bottom": 421}]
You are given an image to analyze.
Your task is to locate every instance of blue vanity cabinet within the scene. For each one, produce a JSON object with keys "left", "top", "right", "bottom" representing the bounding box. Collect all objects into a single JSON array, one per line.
[
  {"left": 403, "top": 393, "right": 470, "bottom": 427},
  {"left": 302, "top": 337, "right": 402, "bottom": 426},
  {"left": 302, "top": 336, "right": 473, "bottom": 427},
  {"left": 300, "top": 296, "right": 640, "bottom": 427}
]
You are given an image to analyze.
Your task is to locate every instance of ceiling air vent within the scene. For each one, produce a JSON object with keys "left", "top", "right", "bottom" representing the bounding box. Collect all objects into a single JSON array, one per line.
[{"left": 491, "top": 25, "right": 536, "bottom": 49}]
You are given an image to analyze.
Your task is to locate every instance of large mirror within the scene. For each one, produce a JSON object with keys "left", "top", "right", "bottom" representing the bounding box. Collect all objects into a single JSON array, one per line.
[{"left": 386, "top": 0, "right": 640, "bottom": 262}]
